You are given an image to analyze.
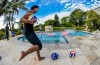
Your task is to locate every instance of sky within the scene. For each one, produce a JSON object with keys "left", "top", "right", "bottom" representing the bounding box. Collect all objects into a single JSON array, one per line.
[{"left": 0, "top": 0, "right": 100, "bottom": 29}]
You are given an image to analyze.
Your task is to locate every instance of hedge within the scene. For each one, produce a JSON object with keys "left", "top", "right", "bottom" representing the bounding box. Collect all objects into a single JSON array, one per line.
[
  {"left": 0, "top": 31, "right": 5, "bottom": 40},
  {"left": 53, "top": 27, "right": 85, "bottom": 31},
  {"left": 34, "top": 27, "right": 45, "bottom": 31},
  {"left": 75, "top": 27, "right": 85, "bottom": 30},
  {"left": 16, "top": 30, "right": 21, "bottom": 35},
  {"left": 34, "top": 27, "right": 85, "bottom": 31}
]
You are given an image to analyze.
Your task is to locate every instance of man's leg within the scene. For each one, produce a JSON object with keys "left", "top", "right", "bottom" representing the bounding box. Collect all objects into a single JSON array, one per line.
[
  {"left": 35, "top": 50, "right": 45, "bottom": 61},
  {"left": 36, "top": 50, "right": 41, "bottom": 59},
  {"left": 19, "top": 45, "right": 39, "bottom": 61}
]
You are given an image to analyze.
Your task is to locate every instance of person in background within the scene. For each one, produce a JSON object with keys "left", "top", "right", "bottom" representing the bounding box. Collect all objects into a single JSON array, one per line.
[{"left": 5, "top": 24, "right": 9, "bottom": 41}]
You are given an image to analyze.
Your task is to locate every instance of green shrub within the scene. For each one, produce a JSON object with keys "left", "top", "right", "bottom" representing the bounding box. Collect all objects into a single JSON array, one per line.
[
  {"left": 11, "top": 29, "right": 21, "bottom": 35},
  {"left": 61, "top": 22, "right": 74, "bottom": 27},
  {"left": 34, "top": 27, "right": 45, "bottom": 31},
  {"left": 53, "top": 27, "right": 85, "bottom": 31},
  {"left": 75, "top": 27, "right": 85, "bottom": 30},
  {"left": 34, "top": 28, "right": 39, "bottom": 31},
  {"left": 16, "top": 30, "right": 21, "bottom": 35},
  {"left": 12, "top": 29, "right": 19, "bottom": 32},
  {"left": 53, "top": 27, "right": 64, "bottom": 31},
  {"left": 64, "top": 27, "right": 75, "bottom": 29},
  {"left": 0, "top": 31, "right": 5, "bottom": 40},
  {"left": 0, "top": 28, "right": 5, "bottom": 32}
]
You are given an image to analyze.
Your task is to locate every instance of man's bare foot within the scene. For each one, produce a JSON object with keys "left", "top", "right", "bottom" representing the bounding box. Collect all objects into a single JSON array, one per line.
[
  {"left": 19, "top": 51, "right": 26, "bottom": 61},
  {"left": 34, "top": 57, "right": 45, "bottom": 61},
  {"left": 39, "top": 57, "right": 45, "bottom": 61}
]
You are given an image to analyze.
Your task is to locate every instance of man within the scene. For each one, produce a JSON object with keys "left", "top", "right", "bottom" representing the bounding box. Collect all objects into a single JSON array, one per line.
[
  {"left": 21, "top": 24, "right": 25, "bottom": 42},
  {"left": 19, "top": 5, "right": 44, "bottom": 61},
  {"left": 5, "top": 24, "right": 9, "bottom": 40}
]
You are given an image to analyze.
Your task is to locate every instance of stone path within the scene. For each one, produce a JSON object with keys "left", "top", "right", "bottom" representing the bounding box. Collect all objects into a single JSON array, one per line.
[{"left": 0, "top": 35, "right": 100, "bottom": 65}]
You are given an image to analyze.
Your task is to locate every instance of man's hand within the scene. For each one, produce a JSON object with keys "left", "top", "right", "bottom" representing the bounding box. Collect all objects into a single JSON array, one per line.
[{"left": 29, "top": 19, "right": 37, "bottom": 24}]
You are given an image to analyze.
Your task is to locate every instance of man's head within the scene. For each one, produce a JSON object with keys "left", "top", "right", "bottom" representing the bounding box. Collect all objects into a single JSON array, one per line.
[{"left": 31, "top": 5, "right": 39, "bottom": 13}]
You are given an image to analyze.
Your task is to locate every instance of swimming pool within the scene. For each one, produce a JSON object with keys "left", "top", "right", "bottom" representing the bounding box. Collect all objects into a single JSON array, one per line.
[
  {"left": 18, "top": 31, "right": 90, "bottom": 43},
  {"left": 46, "top": 31, "right": 90, "bottom": 36},
  {"left": 18, "top": 35, "right": 68, "bottom": 43},
  {"left": 67, "top": 31, "right": 91, "bottom": 36}
]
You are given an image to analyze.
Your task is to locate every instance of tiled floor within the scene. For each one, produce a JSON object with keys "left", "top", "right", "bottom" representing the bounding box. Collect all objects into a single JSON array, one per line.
[{"left": 0, "top": 35, "right": 100, "bottom": 65}]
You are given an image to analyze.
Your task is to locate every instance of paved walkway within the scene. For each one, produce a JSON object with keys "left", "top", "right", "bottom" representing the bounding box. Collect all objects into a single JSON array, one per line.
[{"left": 0, "top": 35, "right": 100, "bottom": 65}]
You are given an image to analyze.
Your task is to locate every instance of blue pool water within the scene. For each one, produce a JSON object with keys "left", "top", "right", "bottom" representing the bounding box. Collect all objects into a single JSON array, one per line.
[
  {"left": 51, "top": 31, "right": 90, "bottom": 36},
  {"left": 18, "top": 31, "right": 90, "bottom": 43},
  {"left": 18, "top": 35, "right": 68, "bottom": 43},
  {"left": 67, "top": 31, "right": 90, "bottom": 36}
]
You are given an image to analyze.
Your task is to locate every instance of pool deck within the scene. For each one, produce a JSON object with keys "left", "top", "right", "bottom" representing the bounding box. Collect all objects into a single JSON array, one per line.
[{"left": 0, "top": 34, "right": 100, "bottom": 65}]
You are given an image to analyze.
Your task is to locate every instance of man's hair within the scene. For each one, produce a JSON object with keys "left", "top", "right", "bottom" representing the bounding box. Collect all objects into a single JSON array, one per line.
[{"left": 31, "top": 5, "right": 39, "bottom": 10}]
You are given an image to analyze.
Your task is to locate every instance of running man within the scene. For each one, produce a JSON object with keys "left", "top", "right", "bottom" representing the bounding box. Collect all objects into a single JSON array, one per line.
[{"left": 19, "top": 5, "right": 44, "bottom": 61}]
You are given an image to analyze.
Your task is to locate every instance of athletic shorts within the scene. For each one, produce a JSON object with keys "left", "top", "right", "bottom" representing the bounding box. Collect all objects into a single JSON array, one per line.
[{"left": 24, "top": 32, "right": 42, "bottom": 50}]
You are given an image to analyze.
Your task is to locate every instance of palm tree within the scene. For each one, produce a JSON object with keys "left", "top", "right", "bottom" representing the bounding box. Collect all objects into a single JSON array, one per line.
[
  {"left": 9, "top": 0, "right": 28, "bottom": 15},
  {"left": 2, "top": 0, "right": 28, "bottom": 30},
  {"left": 0, "top": 0, "right": 9, "bottom": 16},
  {"left": 0, "top": 0, "right": 28, "bottom": 16},
  {"left": 4, "top": 15, "right": 14, "bottom": 30}
]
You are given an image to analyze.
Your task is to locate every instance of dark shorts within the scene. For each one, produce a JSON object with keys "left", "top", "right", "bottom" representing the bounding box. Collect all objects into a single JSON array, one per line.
[{"left": 24, "top": 32, "right": 42, "bottom": 50}]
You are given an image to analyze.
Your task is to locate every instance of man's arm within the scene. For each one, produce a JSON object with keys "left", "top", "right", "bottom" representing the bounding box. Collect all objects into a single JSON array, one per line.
[{"left": 20, "top": 12, "right": 36, "bottom": 24}]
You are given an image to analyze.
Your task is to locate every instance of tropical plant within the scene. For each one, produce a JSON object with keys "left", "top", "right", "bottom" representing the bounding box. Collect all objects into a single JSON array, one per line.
[
  {"left": 61, "top": 16, "right": 70, "bottom": 23},
  {"left": 69, "top": 9, "right": 86, "bottom": 26},
  {"left": 45, "top": 14, "right": 61, "bottom": 27},
  {"left": 1, "top": 0, "right": 28, "bottom": 30},
  {"left": 0, "top": 0, "right": 27, "bottom": 16},
  {"left": 61, "top": 22, "right": 74, "bottom": 27},
  {"left": 54, "top": 14, "right": 60, "bottom": 27},
  {"left": 61, "top": 16, "right": 74, "bottom": 27},
  {"left": 45, "top": 19, "right": 55, "bottom": 26},
  {"left": 86, "top": 10, "right": 100, "bottom": 31}
]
